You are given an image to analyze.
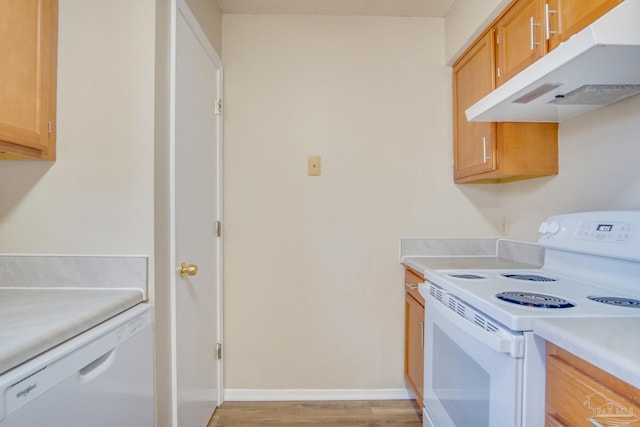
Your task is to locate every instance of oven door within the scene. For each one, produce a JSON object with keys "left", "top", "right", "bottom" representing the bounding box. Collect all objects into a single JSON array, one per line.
[{"left": 423, "top": 289, "right": 524, "bottom": 427}]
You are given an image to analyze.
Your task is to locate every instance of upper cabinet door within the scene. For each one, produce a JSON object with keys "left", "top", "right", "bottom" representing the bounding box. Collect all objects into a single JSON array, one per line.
[
  {"left": 453, "top": 31, "right": 497, "bottom": 180},
  {"left": 0, "top": 0, "right": 58, "bottom": 160},
  {"left": 546, "top": 0, "right": 622, "bottom": 51},
  {"left": 495, "top": 0, "right": 546, "bottom": 87}
]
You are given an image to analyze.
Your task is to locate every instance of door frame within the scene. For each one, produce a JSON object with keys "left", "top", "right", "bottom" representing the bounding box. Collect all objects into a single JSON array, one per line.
[{"left": 169, "top": 0, "right": 224, "bottom": 423}]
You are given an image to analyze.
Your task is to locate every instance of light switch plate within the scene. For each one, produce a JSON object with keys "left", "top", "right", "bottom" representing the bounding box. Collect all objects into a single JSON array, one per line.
[{"left": 308, "top": 156, "right": 321, "bottom": 176}]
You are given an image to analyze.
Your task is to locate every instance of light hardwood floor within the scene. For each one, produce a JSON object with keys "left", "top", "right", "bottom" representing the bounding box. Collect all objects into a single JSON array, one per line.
[{"left": 207, "top": 400, "right": 422, "bottom": 427}]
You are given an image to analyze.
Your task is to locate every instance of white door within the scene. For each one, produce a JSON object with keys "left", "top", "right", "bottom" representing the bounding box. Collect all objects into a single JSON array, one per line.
[{"left": 173, "top": 2, "right": 223, "bottom": 425}]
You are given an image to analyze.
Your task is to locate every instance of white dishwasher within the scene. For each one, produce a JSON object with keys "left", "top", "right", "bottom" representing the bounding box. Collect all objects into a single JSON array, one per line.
[{"left": 0, "top": 304, "right": 153, "bottom": 427}]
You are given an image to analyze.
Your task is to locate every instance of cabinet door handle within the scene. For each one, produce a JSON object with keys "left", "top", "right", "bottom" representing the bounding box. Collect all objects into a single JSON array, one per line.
[
  {"left": 530, "top": 16, "right": 541, "bottom": 50},
  {"left": 545, "top": 3, "right": 557, "bottom": 40},
  {"left": 483, "top": 137, "right": 492, "bottom": 163},
  {"left": 406, "top": 283, "right": 418, "bottom": 290},
  {"left": 588, "top": 419, "right": 605, "bottom": 427}
]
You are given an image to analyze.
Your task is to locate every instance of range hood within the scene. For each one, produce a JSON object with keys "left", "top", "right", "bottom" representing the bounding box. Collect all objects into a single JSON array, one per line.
[{"left": 466, "top": 0, "right": 640, "bottom": 123}]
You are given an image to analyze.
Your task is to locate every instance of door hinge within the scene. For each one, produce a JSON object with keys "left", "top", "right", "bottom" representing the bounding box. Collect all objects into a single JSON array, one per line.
[
  {"left": 216, "top": 343, "right": 222, "bottom": 360},
  {"left": 214, "top": 98, "right": 222, "bottom": 115},
  {"left": 216, "top": 220, "right": 222, "bottom": 237}
]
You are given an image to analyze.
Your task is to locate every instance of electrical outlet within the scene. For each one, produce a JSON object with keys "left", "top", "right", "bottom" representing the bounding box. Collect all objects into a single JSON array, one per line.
[{"left": 500, "top": 216, "right": 509, "bottom": 236}]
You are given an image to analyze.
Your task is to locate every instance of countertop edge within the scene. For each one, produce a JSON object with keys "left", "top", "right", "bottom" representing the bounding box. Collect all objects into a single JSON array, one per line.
[
  {"left": 534, "top": 318, "right": 640, "bottom": 390},
  {"left": 0, "top": 288, "right": 144, "bottom": 375}
]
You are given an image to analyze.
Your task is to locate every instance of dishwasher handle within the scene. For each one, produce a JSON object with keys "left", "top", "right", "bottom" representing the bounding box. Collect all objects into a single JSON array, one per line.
[{"left": 78, "top": 349, "right": 117, "bottom": 384}]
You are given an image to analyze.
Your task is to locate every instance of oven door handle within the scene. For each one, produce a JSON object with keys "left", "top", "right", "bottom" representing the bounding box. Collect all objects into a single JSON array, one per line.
[{"left": 427, "top": 292, "right": 524, "bottom": 358}]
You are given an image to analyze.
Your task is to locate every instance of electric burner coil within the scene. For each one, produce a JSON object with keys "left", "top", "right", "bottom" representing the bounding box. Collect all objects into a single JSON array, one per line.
[
  {"left": 448, "top": 274, "right": 486, "bottom": 280},
  {"left": 587, "top": 296, "right": 640, "bottom": 308},
  {"left": 496, "top": 291, "right": 575, "bottom": 308},
  {"left": 501, "top": 274, "right": 557, "bottom": 282}
]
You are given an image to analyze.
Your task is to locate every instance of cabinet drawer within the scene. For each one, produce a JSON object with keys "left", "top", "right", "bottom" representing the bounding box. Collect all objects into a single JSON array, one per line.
[
  {"left": 546, "top": 350, "right": 640, "bottom": 426},
  {"left": 404, "top": 269, "right": 425, "bottom": 305}
]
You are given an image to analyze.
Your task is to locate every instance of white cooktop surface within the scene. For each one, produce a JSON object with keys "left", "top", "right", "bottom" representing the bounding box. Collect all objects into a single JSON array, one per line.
[{"left": 421, "top": 269, "right": 640, "bottom": 331}]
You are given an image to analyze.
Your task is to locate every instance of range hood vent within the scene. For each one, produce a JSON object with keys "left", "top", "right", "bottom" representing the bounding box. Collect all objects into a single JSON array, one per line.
[
  {"left": 466, "top": 1, "right": 640, "bottom": 123},
  {"left": 548, "top": 84, "right": 640, "bottom": 106},
  {"left": 512, "top": 84, "right": 562, "bottom": 104}
]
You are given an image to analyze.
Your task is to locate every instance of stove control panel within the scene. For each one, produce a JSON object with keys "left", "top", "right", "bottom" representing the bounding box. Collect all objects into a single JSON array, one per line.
[
  {"left": 577, "top": 221, "right": 634, "bottom": 243},
  {"left": 539, "top": 211, "right": 640, "bottom": 262}
]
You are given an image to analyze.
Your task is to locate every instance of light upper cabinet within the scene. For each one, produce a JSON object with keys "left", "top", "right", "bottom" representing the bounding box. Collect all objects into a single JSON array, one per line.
[
  {"left": 546, "top": 0, "right": 623, "bottom": 51},
  {"left": 450, "top": 0, "right": 620, "bottom": 183},
  {"left": 0, "top": 0, "right": 58, "bottom": 160},
  {"left": 453, "top": 30, "right": 558, "bottom": 183},
  {"left": 496, "top": 0, "right": 547, "bottom": 86},
  {"left": 453, "top": 31, "right": 497, "bottom": 181}
]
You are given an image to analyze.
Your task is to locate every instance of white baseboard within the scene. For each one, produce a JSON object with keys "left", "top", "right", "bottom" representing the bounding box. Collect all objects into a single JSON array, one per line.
[{"left": 223, "top": 388, "right": 413, "bottom": 402}]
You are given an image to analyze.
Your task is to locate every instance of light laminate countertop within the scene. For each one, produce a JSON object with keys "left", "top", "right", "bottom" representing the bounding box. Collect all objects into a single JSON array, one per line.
[
  {"left": 535, "top": 317, "right": 640, "bottom": 390},
  {"left": 0, "top": 288, "right": 143, "bottom": 375}
]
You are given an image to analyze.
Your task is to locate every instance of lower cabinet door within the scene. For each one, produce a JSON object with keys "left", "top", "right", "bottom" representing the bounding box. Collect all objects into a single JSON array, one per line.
[
  {"left": 546, "top": 349, "right": 640, "bottom": 427},
  {"left": 405, "top": 291, "right": 424, "bottom": 407}
]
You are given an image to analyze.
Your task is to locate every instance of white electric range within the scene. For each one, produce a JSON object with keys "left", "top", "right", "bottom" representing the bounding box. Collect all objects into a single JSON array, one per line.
[{"left": 418, "top": 211, "right": 640, "bottom": 427}]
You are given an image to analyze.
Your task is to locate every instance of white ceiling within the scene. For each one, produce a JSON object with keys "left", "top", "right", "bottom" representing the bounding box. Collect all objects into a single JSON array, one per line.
[{"left": 215, "top": 0, "right": 456, "bottom": 17}]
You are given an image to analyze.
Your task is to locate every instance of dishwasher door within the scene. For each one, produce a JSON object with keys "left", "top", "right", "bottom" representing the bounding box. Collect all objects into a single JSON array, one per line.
[{"left": 0, "top": 304, "right": 154, "bottom": 427}]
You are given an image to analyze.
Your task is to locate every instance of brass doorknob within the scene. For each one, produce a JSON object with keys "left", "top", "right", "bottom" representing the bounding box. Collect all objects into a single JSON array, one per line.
[{"left": 178, "top": 263, "right": 198, "bottom": 278}]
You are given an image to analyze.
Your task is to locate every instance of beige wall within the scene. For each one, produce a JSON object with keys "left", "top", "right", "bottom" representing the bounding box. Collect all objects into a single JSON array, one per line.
[
  {"left": 185, "top": 0, "right": 223, "bottom": 54},
  {"left": 444, "top": 0, "right": 509, "bottom": 63},
  {"left": 223, "top": 5, "right": 640, "bottom": 394},
  {"left": 0, "top": 0, "right": 155, "bottom": 256},
  {"left": 154, "top": 0, "right": 173, "bottom": 425},
  {"left": 222, "top": 14, "right": 499, "bottom": 391},
  {"left": 500, "top": 94, "right": 640, "bottom": 242}
]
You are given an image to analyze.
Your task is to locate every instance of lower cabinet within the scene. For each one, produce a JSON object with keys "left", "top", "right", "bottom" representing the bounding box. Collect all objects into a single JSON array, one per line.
[
  {"left": 546, "top": 342, "right": 640, "bottom": 426},
  {"left": 404, "top": 268, "right": 425, "bottom": 408}
]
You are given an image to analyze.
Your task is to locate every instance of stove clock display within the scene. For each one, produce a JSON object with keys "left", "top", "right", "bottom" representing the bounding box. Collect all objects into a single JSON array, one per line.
[{"left": 597, "top": 224, "right": 613, "bottom": 232}]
